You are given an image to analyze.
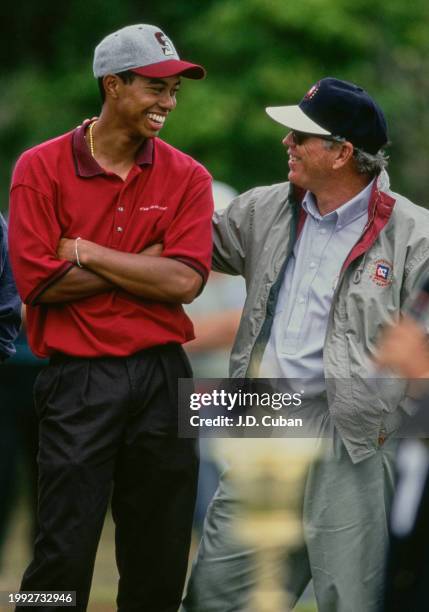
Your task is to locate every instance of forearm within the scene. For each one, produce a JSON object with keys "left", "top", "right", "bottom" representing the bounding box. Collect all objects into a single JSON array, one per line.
[
  {"left": 44, "top": 240, "right": 174, "bottom": 304},
  {"left": 87, "top": 246, "right": 202, "bottom": 303},
  {"left": 37, "top": 266, "right": 113, "bottom": 303},
  {"left": 78, "top": 240, "right": 201, "bottom": 303}
]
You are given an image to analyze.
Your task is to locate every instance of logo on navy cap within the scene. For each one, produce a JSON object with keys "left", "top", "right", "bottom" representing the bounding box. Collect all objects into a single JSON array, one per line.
[{"left": 304, "top": 83, "right": 320, "bottom": 100}]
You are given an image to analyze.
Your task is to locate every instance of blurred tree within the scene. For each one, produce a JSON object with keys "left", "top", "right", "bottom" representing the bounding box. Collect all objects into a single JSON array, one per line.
[
  {"left": 0, "top": 0, "right": 216, "bottom": 209},
  {"left": 160, "top": 0, "right": 429, "bottom": 200},
  {"left": 1, "top": 0, "right": 429, "bottom": 210}
]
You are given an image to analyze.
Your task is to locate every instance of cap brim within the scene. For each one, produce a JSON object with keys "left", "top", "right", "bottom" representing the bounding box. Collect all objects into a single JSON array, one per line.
[
  {"left": 266, "top": 105, "right": 331, "bottom": 135},
  {"left": 131, "top": 59, "right": 206, "bottom": 80}
]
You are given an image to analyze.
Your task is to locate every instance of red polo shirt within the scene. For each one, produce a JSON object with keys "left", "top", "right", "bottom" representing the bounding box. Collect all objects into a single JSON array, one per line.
[{"left": 8, "top": 125, "right": 214, "bottom": 358}]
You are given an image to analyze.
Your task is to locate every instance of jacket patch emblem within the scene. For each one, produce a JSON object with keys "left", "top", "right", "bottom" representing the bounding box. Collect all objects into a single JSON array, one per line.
[{"left": 370, "top": 259, "right": 393, "bottom": 287}]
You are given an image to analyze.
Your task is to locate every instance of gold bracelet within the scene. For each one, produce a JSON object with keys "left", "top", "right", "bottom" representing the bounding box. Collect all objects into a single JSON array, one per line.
[{"left": 75, "top": 237, "right": 83, "bottom": 268}]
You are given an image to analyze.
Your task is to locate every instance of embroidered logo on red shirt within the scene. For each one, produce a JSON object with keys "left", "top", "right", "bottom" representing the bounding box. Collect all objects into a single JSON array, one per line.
[{"left": 139, "top": 204, "right": 168, "bottom": 212}]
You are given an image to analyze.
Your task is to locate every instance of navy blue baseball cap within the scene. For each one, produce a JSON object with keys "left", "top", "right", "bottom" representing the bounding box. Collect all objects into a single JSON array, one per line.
[{"left": 266, "top": 77, "right": 388, "bottom": 154}]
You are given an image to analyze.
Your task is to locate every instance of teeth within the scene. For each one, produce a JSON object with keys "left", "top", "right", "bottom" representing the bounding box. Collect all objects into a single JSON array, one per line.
[{"left": 147, "top": 113, "right": 166, "bottom": 124}]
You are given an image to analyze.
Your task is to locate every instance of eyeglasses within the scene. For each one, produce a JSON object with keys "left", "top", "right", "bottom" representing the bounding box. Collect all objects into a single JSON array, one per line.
[{"left": 289, "top": 130, "right": 342, "bottom": 146}]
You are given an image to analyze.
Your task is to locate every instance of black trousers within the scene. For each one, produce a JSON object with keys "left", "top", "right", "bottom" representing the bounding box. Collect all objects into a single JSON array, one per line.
[{"left": 18, "top": 343, "right": 198, "bottom": 612}]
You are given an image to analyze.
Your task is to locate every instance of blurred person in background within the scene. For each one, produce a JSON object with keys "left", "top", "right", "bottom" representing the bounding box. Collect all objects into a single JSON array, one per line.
[
  {"left": 376, "top": 316, "right": 429, "bottom": 612},
  {"left": 185, "top": 181, "right": 245, "bottom": 532},
  {"left": 0, "top": 312, "right": 45, "bottom": 571},
  {"left": 0, "top": 214, "right": 20, "bottom": 362},
  {"left": 0, "top": 213, "right": 21, "bottom": 565},
  {"left": 8, "top": 24, "right": 213, "bottom": 612},
  {"left": 181, "top": 78, "right": 429, "bottom": 612}
]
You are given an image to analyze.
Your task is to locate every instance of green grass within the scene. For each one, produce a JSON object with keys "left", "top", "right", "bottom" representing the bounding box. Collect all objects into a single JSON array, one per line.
[
  {"left": 296, "top": 604, "right": 318, "bottom": 612},
  {"left": 0, "top": 500, "right": 318, "bottom": 611}
]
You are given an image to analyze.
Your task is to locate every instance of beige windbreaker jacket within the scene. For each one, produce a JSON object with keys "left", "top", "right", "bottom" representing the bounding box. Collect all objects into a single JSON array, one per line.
[{"left": 213, "top": 171, "right": 429, "bottom": 463}]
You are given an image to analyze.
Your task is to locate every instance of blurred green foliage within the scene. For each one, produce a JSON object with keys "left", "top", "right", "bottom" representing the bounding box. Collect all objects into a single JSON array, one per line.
[{"left": 1, "top": 0, "right": 429, "bottom": 211}]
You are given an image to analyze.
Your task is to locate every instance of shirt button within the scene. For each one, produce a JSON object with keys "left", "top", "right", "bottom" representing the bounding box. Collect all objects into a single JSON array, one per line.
[
  {"left": 310, "top": 262, "right": 316, "bottom": 269},
  {"left": 320, "top": 229, "right": 327, "bottom": 235},
  {"left": 118, "top": 206, "right": 124, "bottom": 212},
  {"left": 299, "top": 297, "right": 305, "bottom": 304},
  {"left": 116, "top": 226, "right": 123, "bottom": 232}
]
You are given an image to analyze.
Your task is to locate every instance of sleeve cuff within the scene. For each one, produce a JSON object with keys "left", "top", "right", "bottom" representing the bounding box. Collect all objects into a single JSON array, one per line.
[
  {"left": 27, "top": 261, "right": 74, "bottom": 305},
  {"left": 172, "top": 256, "right": 208, "bottom": 296}
]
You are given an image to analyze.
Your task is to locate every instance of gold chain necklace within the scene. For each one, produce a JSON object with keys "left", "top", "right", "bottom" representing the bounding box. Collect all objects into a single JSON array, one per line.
[{"left": 88, "top": 120, "right": 97, "bottom": 157}]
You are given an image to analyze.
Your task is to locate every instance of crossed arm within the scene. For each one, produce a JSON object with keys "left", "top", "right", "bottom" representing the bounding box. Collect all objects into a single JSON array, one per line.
[{"left": 38, "top": 238, "right": 202, "bottom": 304}]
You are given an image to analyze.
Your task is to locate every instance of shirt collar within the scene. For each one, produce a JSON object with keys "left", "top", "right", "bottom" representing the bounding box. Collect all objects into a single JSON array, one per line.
[
  {"left": 72, "top": 123, "right": 154, "bottom": 178},
  {"left": 302, "top": 179, "right": 374, "bottom": 228}
]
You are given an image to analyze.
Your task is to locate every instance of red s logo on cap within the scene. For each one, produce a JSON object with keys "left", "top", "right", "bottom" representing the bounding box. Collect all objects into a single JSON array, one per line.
[{"left": 154, "top": 32, "right": 174, "bottom": 57}]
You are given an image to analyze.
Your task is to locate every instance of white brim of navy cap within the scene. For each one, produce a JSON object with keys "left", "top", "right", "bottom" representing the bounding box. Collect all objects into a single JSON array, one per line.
[{"left": 265, "top": 105, "right": 331, "bottom": 136}]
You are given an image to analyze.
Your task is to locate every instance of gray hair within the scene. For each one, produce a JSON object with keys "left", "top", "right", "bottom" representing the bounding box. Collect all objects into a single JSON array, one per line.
[
  {"left": 352, "top": 147, "right": 389, "bottom": 175},
  {"left": 324, "top": 137, "right": 389, "bottom": 176}
]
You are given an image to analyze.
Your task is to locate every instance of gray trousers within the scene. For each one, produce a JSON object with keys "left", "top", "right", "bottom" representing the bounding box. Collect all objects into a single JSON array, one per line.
[{"left": 182, "top": 430, "right": 396, "bottom": 612}]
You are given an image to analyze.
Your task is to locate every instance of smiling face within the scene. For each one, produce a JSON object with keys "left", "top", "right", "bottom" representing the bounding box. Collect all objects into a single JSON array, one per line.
[
  {"left": 108, "top": 74, "right": 181, "bottom": 139},
  {"left": 282, "top": 131, "right": 342, "bottom": 192}
]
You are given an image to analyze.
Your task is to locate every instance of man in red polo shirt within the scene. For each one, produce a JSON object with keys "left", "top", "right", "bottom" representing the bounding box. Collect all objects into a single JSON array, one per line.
[{"left": 8, "top": 24, "right": 213, "bottom": 611}]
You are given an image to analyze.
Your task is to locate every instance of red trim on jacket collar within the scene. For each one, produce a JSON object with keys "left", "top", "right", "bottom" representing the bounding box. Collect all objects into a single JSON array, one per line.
[
  {"left": 297, "top": 207, "right": 307, "bottom": 236},
  {"left": 291, "top": 177, "right": 396, "bottom": 267},
  {"left": 289, "top": 184, "right": 308, "bottom": 237},
  {"left": 72, "top": 124, "right": 154, "bottom": 177},
  {"left": 341, "top": 177, "right": 395, "bottom": 272}
]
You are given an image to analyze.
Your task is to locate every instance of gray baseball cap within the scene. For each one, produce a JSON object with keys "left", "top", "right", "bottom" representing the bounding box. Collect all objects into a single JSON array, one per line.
[{"left": 93, "top": 24, "right": 206, "bottom": 80}]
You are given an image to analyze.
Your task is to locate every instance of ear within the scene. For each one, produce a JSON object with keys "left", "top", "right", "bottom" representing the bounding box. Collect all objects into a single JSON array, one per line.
[
  {"left": 332, "top": 141, "right": 354, "bottom": 170},
  {"left": 103, "top": 74, "right": 121, "bottom": 100}
]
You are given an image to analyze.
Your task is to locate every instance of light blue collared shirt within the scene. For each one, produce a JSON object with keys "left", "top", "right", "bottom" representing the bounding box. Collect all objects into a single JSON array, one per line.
[{"left": 259, "top": 180, "right": 374, "bottom": 388}]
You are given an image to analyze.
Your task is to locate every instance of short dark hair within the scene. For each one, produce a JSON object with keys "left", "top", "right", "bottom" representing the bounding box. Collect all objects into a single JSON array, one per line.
[{"left": 97, "top": 70, "right": 137, "bottom": 103}]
